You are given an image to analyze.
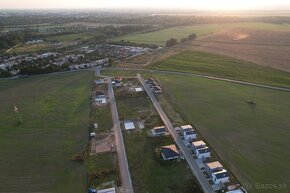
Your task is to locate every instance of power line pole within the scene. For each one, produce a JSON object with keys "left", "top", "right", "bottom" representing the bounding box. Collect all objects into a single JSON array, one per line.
[{"left": 14, "top": 105, "right": 22, "bottom": 124}]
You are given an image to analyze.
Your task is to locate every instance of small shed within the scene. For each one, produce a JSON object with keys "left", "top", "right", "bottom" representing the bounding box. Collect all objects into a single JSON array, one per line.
[
  {"left": 135, "top": 87, "right": 143, "bottom": 92},
  {"left": 124, "top": 122, "right": 135, "bottom": 130}
]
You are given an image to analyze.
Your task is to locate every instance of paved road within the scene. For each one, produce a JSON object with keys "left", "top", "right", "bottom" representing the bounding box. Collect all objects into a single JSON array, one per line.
[
  {"left": 107, "top": 77, "right": 134, "bottom": 193},
  {"left": 137, "top": 74, "right": 215, "bottom": 193},
  {"left": 106, "top": 67, "right": 290, "bottom": 92}
]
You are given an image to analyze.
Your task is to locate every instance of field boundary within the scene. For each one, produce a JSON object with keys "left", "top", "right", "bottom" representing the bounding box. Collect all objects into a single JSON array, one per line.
[{"left": 104, "top": 67, "right": 290, "bottom": 92}]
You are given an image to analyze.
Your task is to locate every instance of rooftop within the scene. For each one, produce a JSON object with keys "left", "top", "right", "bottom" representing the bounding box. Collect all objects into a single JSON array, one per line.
[
  {"left": 161, "top": 144, "right": 180, "bottom": 159},
  {"left": 206, "top": 161, "right": 223, "bottom": 169},
  {"left": 181, "top": 125, "right": 193, "bottom": 130},
  {"left": 213, "top": 169, "right": 229, "bottom": 179},
  {"left": 153, "top": 126, "right": 166, "bottom": 133},
  {"left": 192, "top": 140, "right": 206, "bottom": 147},
  {"left": 124, "top": 122, "right": 135, "bottom": 130}
]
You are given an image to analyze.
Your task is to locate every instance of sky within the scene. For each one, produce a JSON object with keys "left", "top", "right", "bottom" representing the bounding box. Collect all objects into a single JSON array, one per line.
[{"left": 1, "top": 0, "right": 290, "bottom": 10}]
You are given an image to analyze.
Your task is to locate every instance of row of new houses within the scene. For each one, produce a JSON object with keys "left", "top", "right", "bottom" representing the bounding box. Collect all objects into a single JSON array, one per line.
[
  {"left": 154, "top": 124, "right": 231, "bottom": 186},
  {"left": 68, "top": 58, "right": 109, "bottom": 70}
]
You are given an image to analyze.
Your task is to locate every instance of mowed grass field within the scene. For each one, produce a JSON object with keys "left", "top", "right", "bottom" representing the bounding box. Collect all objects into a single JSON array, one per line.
[
  {"left": 154, "top": 74, "right": 290, "bottom": 193},
  {"left": 151, "top": 51, "right": 290, "bottom": 88},
  {"left": 0, "top": 71, "right": 93, "bottom": 192},
  {"left": 114, "top": 22, "right": 290, "bottom": 45}
]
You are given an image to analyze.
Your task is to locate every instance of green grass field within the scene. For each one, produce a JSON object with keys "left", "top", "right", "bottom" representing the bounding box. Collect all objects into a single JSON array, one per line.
[
  {"left": 151, "top": 51, "right": 290, "bottom": 87},
  {"left": 85, "top": 152, "right": 119, "bottom": 189},
  {"left": 0, "top": 71, "right": 93, "bottom": 192},
  {"left": 154, "top": 73, "right": 290, "bottom": 193},
  {"left": 46, "top": 31, "right": 102, "bottom": 42},
  {"left": 114, "top": 22, "right": 290, "bottom": 45}
]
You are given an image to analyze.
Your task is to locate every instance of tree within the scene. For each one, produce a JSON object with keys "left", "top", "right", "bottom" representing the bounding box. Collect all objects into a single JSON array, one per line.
[
  {"left": 188, "top": 33, "right": 197, "bottom": 40},
  {"left": 180, "top": 37, "right": 188, "bottom": 43},
  {"left": 165, "top": 38, "right": 178, "bottom": 47}
]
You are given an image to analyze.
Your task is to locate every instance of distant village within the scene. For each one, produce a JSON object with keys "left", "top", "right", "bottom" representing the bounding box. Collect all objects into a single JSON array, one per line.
[{"left": 0, "top": 42, "right": 153, "bottom": 77}]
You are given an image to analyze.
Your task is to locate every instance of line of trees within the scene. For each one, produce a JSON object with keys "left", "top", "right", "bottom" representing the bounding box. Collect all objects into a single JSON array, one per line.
[{"left": 165, "top": 33, "right": 196, "bottom": 47}]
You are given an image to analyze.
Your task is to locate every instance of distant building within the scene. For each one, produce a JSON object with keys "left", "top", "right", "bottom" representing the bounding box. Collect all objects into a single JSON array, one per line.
[
  {"left": 151, "top": 126, "right": 167, "bottom": 136},
  {"left": 25, "top": 39, "right": 43, "bottom": 45},
  {"left": 195, "top": 147, "right": 211, "bottom": 159},
  {"left": 160, "top": 144, "right": 180, "bottom": 160},
  {"left": 212, "top": 169, "right": 230, "bottom": 184}
]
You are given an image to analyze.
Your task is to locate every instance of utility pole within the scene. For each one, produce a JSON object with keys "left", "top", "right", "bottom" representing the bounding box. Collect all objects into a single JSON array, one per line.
[{"left": 14, "top": 105, "right": 22, "bottom": 124}]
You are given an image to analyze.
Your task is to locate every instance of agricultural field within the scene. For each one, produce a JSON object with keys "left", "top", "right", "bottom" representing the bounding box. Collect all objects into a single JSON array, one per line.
[
  {"left": 114, "top": 22, "right": 290, "bottom": 46},
  {"left": 0, "top": 71, "right": 93, "bottom": 193},
  {"left": 114, "top": 78, "right": 203, "bottom": 193},
  {"left": 195, "top": 28, "right": 290, "bottom": 72},
  {"left": 153, "top": 73, "right": 290, "bottom": 193},
  {"left": 151, "top": 50, "right": 290, "bottom": 88}
]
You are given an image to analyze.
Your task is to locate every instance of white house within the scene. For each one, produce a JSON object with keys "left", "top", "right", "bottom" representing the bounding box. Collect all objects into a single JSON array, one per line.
[
  {"left": 95, "top": 95, "right": 107, "bottom": 104},
  {"left": 195, "top": 146, "right": 211, "bottom": 159},
  {"left": 151, "top": 126, "right": 167, "bottom": 136},
  {"left": 181, "top": 125, "right": 196, "bottom": 140},
  {"left": 160, "top": 144, "right": 180, "bottom": 160},
  {"left": 205, "top": 161, "right": 223, "bottom": 175},
  {"left": 212, "top": 169, "right": 230, "bottom": 184},
  {"left": 192, "top": 140, "right": 206, "bottom": 151}
]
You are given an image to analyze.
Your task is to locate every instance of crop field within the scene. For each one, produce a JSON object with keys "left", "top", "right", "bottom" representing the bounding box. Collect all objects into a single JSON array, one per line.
[
  {"left": 195, "top": 28, "right": 290, "bottom": 72},
  {"left": 151, "top": 50, "right": 290, "bottom": 88},
  {"left": 153, "top": 73, "right": 290, "bottom": 193},
  {"left": 114, "top": 22, "right": 290, "bottom": 45},
  {"left": 0, "top": 71, "right": 93, "bottom": 193},
  {"left": 114, "top": 80, "right": 203, "bottom": 193}
]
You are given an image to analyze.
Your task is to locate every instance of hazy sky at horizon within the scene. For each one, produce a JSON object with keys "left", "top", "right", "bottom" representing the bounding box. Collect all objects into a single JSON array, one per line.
[{"left": 1, "top": 0, "right": 290, "bottom": 10}]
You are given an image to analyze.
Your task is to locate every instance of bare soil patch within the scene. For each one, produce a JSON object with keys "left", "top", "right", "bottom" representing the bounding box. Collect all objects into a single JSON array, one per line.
[{"left": 91, "top": 134, "right": 116, "bottom": 154}]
